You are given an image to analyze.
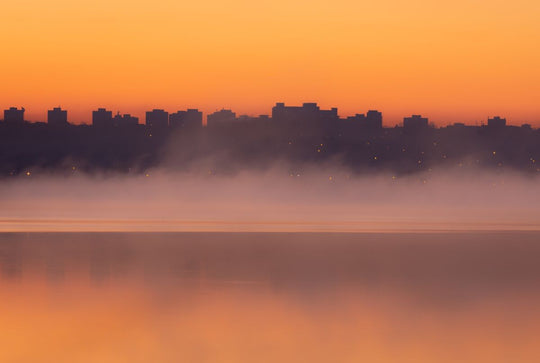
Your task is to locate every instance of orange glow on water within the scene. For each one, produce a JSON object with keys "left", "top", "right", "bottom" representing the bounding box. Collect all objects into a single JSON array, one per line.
[
  {"left": 1, "top": 232, "right": 540, "bottom": 362},
  {"left": 2, "top": 283, "right": 540, "bottom": 363},
  {"left": 1, "top": 0, "right": 539, "bottom": 125}
]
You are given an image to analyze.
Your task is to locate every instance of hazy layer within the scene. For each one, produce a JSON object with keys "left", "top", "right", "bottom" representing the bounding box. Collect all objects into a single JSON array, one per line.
[{"left": 1, "top": 168, "right": 539, "bottom": 232}]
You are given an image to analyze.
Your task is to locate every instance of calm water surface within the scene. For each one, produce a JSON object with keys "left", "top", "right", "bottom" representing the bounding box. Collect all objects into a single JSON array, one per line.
[{"left": 1, "top": 232, "right": 539, "bottom": 362}]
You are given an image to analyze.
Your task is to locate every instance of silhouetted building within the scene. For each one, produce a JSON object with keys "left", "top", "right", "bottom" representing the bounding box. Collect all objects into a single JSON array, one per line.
[
  {"left": 169, "top": 109, "right": 203, "bottom": 129},
  {"left": 47, "top": 107, "right": 68, "bottom": 126},
  {"left": 207, "top": 109, "right": 236, "bottom": 127},
  {"left": 488, "top": 116, "right": 506, "bottom": 128},
  {"left": 113, "top": 113, "right": 138, "bottom": 127},
  {"left": 403, "top": 115, "right": 429, "bottom": 131},
  {"left": 365, "top": 110, "right": 383, "bottom": 129},
  {"left": 4, "top": 107, "right": 25, "bottom": 124},
  {"left": 146, "top": 109, "right": 169, "bottom": 129},
  {"left": 320, "top": 107, "right": 339, "bottom": 121},
  {"left": 272, "top": 102, "right": 338, "bottom": 123},
  {"left": 92, "top": 108, "right": 113, "bottom": 127},
  {"left": 231, "top": 115, "right": 272, "bottom": 124},
  {"left": 346, "top": 110, "right": 382, "bottom": 129},
  {"left": 346, "top": 114, "right": 366, "bottom": 122}
]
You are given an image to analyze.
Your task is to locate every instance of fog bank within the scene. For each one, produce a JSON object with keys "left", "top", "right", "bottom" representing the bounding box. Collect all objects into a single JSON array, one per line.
[{"left": 1, "top": 168, "right": 539, "bottom": 232}]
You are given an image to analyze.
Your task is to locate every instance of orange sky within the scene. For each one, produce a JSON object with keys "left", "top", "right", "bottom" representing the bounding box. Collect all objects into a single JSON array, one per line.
[{"left": 1, "top": 0, "right": 539, "bottom": 125}]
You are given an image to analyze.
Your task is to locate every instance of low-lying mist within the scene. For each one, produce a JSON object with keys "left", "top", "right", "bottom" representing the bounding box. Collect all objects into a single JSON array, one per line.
[{"left": 1, "top": 166, "right": 539, "bottom": 232}]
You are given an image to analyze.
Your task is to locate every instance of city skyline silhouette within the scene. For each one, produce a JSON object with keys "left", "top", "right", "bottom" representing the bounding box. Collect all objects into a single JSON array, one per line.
[
  {"left": 1, "top": 102, "right": 539, "bottom": 177},
  {"left": 0, "top": 103, "right": 535, "bottom": 128}
]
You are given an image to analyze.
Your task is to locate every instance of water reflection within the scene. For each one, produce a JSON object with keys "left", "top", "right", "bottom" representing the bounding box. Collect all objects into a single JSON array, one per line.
[{"left": 1, "top": 232, "right": 539, "bottom": 362}]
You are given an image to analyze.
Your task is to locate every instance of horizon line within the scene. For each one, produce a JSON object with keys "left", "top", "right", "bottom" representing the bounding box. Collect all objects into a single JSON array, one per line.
[{"left": 1, "top": 103, "right": 536, "bottom": 128}]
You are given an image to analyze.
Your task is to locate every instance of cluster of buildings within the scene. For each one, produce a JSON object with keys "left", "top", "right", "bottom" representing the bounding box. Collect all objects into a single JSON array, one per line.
[
  {"left": 272, "top": 102, "right": 339, "bottom": 123},
  {"left": 93, "top": 108, "right": 204, "bottom": 130},
  {"left": 2, "top": 107, "right": 204, "bottom": 130},
  {"left": 0, "top": 103, "right": 530, "bottom": 131},
  {"left": 92, "top": 109, "right": 139, "bottom": 128}
]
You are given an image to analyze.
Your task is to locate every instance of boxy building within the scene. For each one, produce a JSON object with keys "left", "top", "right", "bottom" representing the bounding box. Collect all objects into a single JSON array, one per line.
[
  {"left": 47, "top": 107, "right": 68, "bottom": 126},
  {"left": 92, "top": 108, "right": 113, "bottom": 127},
  {"left": 146, "top": 109, "right": 169, "bottom": 129},
  {"left": 3, "top": 107, "right": 25, "bottom": 124},
  {"left": 169, "top": 109, "right": 203, "bottom": 129},
  {"left": 403, "top": 115, "right": 429, "bottom": 131}
]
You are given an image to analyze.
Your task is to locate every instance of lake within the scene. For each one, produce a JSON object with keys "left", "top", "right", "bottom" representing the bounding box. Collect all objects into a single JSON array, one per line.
[{"left": 1, "top": 232, "right": 539, "bottom": 362}]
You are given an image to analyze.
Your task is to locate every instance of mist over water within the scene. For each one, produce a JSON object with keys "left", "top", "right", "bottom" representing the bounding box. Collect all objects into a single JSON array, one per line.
[
  {"left": 1, "top": 167, "right": 540, "bottom": 232},
  {"left": 2, "top": 167, "right": 540, "bottom": 362}
]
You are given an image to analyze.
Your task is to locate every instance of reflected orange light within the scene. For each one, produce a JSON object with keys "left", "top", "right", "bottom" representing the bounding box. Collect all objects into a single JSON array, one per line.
[{"left": 1, "top": 279, "right": 540, "bottom": 363}]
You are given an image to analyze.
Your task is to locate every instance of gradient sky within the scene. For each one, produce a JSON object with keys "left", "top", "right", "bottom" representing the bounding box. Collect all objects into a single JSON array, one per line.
[{"left": 1, "top": 0, "right": 539, "bottom": 125}]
